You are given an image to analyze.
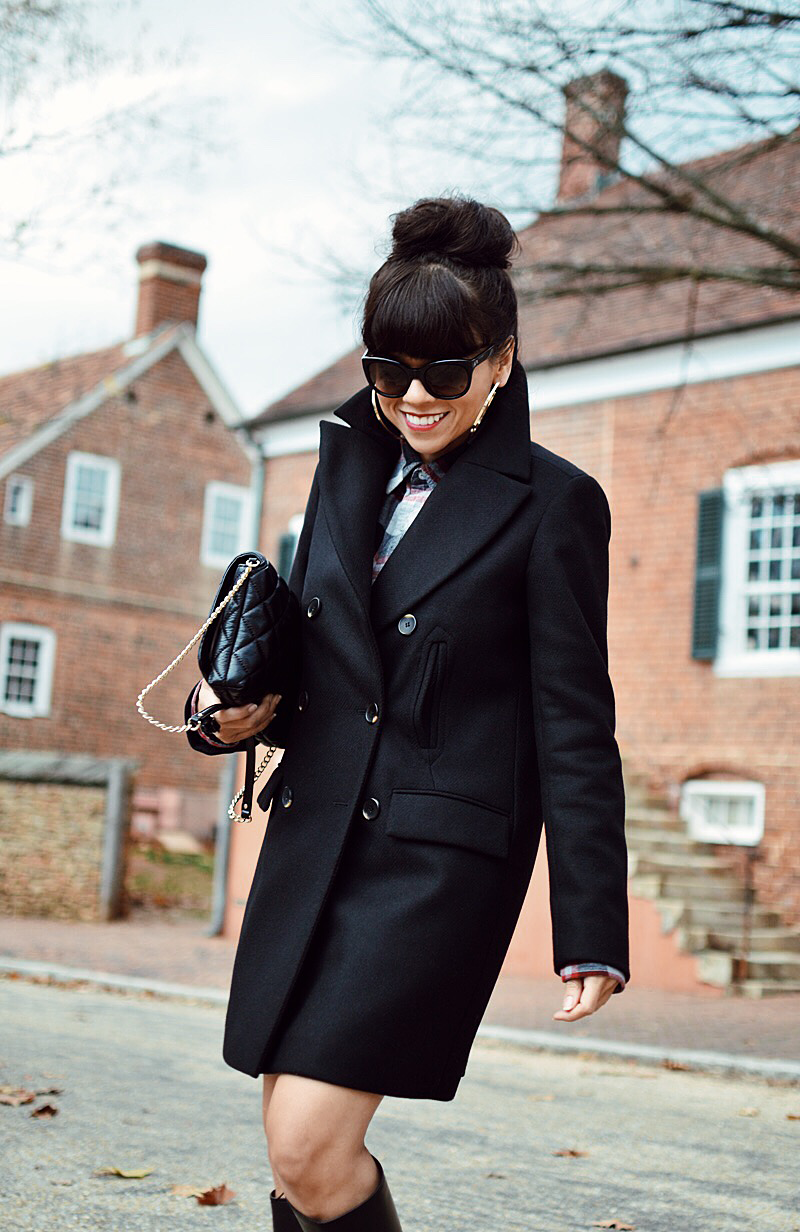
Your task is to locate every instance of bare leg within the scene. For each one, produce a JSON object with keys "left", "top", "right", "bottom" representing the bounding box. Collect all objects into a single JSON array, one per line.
[
  {"left": 263, "top": 1072, "right": 385, "bottom": 1221},
  {"left": 263, "top": 1073, "right": 290, "bottom": 1198}
]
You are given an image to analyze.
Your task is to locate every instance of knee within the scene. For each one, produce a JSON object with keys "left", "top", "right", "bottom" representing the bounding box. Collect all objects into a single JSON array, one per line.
[{"left": 266, "top": 1114, "right": 340, "bottom": 1193}]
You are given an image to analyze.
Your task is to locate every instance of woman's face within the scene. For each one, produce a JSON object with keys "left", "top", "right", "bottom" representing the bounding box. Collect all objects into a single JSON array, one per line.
[{"left": 375, "top": 338, "right": 515, "bottom": 463}]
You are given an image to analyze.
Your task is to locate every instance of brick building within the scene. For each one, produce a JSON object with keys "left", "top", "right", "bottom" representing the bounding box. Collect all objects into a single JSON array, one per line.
[
  {"left": 235, "top": 76, "right": 800, "bottom": 993},
  {"left": 0, "top": 242, "right": 264, "bottom": 842}
]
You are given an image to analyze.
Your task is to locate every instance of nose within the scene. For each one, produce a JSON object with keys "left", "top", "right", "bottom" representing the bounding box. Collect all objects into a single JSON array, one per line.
[{"left": 401, "top": 378, "right": 437, "bottom": 409}]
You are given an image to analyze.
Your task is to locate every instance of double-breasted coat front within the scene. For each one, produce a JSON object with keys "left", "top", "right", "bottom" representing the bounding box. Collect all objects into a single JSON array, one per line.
[{"left": 185, "top": 357, "right": 629, "bottom": 1102}]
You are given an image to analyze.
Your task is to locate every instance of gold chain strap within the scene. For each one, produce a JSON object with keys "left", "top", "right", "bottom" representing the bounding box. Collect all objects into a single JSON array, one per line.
[
  {"left": 135, "top": 556, "right": 278, "bottom": 824},
  {"left": 136, "top": 557, "right": 260, "bottom": 732},
  {"left": 226, "top": 744, "right": 277, "bottom": 824}
]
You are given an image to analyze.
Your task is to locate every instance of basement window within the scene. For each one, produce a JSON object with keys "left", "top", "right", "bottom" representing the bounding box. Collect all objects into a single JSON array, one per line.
[
  {"left": 0, "top": 623, "right": 57, "bottom": 718},
  {"left": 679, "top": 779, "right": 765, "bottom": 847}
]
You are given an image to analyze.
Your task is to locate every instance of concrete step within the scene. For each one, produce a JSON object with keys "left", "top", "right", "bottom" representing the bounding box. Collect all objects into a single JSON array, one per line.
[
  {"left": 746, "top": 952, "right": 800, "bottom": 982},
  {"left": 624, "top": 805, "right": 684, "bottom": 830},
  {"left": 697, "top": 949, "right": 800, "bottom": 988},
  {"left": 674, "top": 901, "right": 785, "bottom": 930},
  {"left": 625, "top": 826, "right": 714, "bottom": 854},
  {"left": 629, "top": 851, "right": 733, "bottom": 877},
  {"left": 678, "top": 926, "right": 800, "bottom": 955},
  {"left": 660, "top": 874, "right": 747, "bottom": 902},
  {"left": 728, "top": 980, "right": 800, "bottom": 998}
]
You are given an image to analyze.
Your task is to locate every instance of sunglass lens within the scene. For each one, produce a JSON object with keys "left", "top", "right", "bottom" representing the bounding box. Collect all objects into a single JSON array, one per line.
[
  {"left": 366, "top": 360, "right": 408, "bottom": 397},
  {"left": 426, "top": 362, "right": 469, "bottom": 398}
]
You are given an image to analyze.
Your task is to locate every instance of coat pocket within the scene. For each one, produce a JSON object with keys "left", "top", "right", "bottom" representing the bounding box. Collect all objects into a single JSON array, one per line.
[
  {"left": 412, "top": 639, "right": 448, "bottom": 749},
  {"left": 386, "top": 788, "right": 512, "bottom": 860},
  {"left": 256, "top": 762, "right": 285, "bottom": 814}
]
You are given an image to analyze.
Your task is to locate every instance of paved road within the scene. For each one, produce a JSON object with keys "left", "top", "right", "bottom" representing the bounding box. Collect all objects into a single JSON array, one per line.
[{"left": 2, "top": 977, "right": 798, "bottom": 1231}]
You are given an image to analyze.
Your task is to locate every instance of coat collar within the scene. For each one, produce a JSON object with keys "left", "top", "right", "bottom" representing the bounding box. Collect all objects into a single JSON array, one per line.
[{"left": 318, "top": 358, "right": 533, "bottom": 633}]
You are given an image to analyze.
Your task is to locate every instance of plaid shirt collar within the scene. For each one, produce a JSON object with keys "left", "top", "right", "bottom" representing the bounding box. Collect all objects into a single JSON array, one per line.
[{"left": 384, "top": 431, "right": 475, "bottom": 494}]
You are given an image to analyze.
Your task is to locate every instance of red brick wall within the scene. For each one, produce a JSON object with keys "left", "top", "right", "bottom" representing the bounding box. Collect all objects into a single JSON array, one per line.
[
  {"left": 0, "top": 349, "right": 256, "bottom": 793},
  {"left": 532, "top": 365, "right": 800, "bottom": 927}
]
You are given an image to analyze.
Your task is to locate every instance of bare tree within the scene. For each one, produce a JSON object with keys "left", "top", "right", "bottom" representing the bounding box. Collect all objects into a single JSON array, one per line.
[
  {"left": 310, "top": 0, "right": 800, "bottom": 306},
  {"left": 0, "top": 0, "right": 218, "bottom": 259}
]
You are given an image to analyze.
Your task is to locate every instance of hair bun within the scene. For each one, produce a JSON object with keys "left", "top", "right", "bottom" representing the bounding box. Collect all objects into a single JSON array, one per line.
[{"left": 390, "top": 195, "right": 517, "bottom": 270}]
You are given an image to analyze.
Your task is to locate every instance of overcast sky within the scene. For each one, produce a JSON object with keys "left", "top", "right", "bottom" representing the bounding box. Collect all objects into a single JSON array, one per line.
[{"left": 0, "top": 0, "right": 492, "bottom": 416}]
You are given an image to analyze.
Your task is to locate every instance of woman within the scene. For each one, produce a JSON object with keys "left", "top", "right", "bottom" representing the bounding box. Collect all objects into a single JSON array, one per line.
[{"left": 185, "top": 196, "right": 629, "bottom": 1231}]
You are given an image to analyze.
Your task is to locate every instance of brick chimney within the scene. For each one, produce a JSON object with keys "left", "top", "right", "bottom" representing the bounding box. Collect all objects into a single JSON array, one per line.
[
  {"left": 557, "top": 69, "right": 629, "bottom": 204},
  {"left": 134, "top": 241, "right": 208, "bottom": 337}
]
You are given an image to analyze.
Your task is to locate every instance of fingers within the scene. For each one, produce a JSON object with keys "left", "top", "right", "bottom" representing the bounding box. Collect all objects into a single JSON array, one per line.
[
  {"left": 215, "top": 692, "right": 282, "bottom": 744},
  {"left": 552, "top": 975, "right": 617, "bottom": 1022}
]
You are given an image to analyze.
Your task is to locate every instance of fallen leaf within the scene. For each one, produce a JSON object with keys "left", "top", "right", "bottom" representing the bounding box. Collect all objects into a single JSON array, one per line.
[
  {"left": 737, "top": 1107, "right": 760, "bottom": 1117},
  {"left": 35, "top": 1086, "right": 63, "bottom": 1096},
  {"left": 786, "top": 1113, "right": 800, "bottom": 1121},
  {"left": 197, "top": 1183, "right": 235, "bottom": 1206},
  {"left": 0, "top": 1088, "right": 36, "bottom": 1106},
  {"left": 171, "top": 1183, "right": 206, "bottom": 1198},
  {"left": 592, "top": 1222, "right": 636, "bottom": 1230},
  {"left": 94, "top": 1166, "right": 154, "bottom": 1178},
  {"left": 485, "top": 1171, "right": 506, "bottom": 1179},
  {"left": 50, "top": 1180, "right": 73, "bottom": 1187},
  {"left": 31, "top": 1103, "right": 58, "bottom": 1118},
  {"left": 660, "top": 1059, "right": 691, "bottom": 1071},
  {"left": 553, "top": 1147, "right": 589, "bottom": 1157}
]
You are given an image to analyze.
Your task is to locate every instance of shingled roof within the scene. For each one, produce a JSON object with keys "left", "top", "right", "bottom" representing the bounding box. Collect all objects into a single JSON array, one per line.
[{"left": 251, "top": 128, "right": 800, "bottom": 427}]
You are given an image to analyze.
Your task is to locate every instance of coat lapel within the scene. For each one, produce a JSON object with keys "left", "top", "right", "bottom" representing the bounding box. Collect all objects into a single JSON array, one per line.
[{"left": 316, "top": 358, "right": 533, "bottom": 634}]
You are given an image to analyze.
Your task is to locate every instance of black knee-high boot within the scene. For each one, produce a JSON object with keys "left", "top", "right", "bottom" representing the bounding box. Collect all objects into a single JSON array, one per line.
[
  {"left": 271, "top": 1188, "right": 302, "bottom": 1230},
  {"left": 286, "top": 1154, "right": 403, "bottom": 1231}
]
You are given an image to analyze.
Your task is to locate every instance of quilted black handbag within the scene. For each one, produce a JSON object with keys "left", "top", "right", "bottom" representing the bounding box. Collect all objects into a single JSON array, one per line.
[{"left": 136, "top": 551, "right": 301, "bottom": 822}]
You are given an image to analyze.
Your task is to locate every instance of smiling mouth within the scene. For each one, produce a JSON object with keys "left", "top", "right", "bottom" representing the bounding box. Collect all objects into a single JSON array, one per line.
[{"left": 402, "top": 410, "right": 449, "bottom": 430}]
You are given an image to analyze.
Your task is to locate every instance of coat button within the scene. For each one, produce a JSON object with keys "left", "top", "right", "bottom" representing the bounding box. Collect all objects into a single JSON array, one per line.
[
  {"left": 361, "top": 797, "right": 380, "bottom": 820},
  {"left": 306, "top": 596, "right": 321, "bottom": 618},
  {"left": 365, "top": 702, "right": 379, "bottom": 723},
  {"left": 398, "top": 614, "right": 417, "bottom": 635},
  {"left": 280, "top": 785, "right": 293, "bottom": 808},
  {"left": 297, "top": 689, "right": 309, "bottom": 711}
]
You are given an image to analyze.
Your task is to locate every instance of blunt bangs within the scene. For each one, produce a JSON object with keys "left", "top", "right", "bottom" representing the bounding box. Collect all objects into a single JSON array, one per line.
[{"left": 363, "top": 264, "right": 486, "bottom": 360}]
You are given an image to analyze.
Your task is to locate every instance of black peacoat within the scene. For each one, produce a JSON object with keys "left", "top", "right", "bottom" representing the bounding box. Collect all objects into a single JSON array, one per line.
[{"left": 185, "top": 357, "right": 629, "bottom": 1101}]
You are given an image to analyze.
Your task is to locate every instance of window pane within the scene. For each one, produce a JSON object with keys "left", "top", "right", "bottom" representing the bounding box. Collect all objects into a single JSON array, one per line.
[
  {"left": 4, "top": 637, "right": 39, "bottom": 704},
  {"left": 209, "top": 492, "right": 244, "bottom": 558},
  {"left": 742, "top": 483, "right": 800, "bottom": 654},
  {"left": 72, "top": 463, "right": 108, "bottom": 531}
]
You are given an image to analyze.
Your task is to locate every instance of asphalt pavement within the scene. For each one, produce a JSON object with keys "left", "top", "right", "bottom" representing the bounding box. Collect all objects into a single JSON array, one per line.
[{"left": 2, "top": 978, "right": 799, "bottom": 1232}]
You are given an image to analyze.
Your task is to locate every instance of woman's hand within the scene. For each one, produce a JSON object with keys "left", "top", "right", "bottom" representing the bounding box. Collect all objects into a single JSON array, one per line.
[
  {"left": 196, "top": 677, "right": 282, "bottom": 744},
  {"left": 552, "top": 975, "right": 618, "bottom": 1022}
]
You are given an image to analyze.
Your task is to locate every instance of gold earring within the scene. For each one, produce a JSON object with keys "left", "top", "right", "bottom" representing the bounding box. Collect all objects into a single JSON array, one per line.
[
  {"left": 372, "top": 388, "right": 403, "bottom": 439},
  {"left": 469, "top": 382, "right": 500, "bottom": 433}
]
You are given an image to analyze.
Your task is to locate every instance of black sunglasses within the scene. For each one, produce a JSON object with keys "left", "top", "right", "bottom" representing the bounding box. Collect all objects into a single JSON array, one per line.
[{"left": 361, "top": 340, "right": 502, "bottom": 400}]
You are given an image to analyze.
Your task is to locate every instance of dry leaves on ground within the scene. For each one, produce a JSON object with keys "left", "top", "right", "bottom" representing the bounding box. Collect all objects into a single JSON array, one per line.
[
  {"left": 197, "top": 1183, "right": 236, "bottom": 1205},
  {"left": 592, "top": 1222, "right": 636, "bottom": 1230},
  {"left": 553, "top": 1147, "right": 589, "bottom": 1157},
  {"left": 94, "top": 1166, "right": 154, "bottom": 1179}
]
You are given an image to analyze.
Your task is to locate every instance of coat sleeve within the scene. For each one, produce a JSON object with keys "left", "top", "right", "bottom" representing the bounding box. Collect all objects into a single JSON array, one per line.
[
  {"left": 184, "top": 464, "right": 323, "bottom": 759},
  {"left": 526, "top": 471, "right": 630, "bottom": 989}
]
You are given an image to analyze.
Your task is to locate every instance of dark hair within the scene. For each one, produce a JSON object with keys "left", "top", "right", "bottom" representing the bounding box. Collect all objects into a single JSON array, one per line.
[{"left": 361, "top": 195, "right": 520, "bottom": 361}]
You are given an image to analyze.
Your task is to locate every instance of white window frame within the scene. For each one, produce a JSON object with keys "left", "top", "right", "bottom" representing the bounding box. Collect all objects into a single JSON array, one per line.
[
  {"left": 4, "top": 474, "right": 33, "bottom": 526},
  {"left": 0, "top": 623, "right": 57, "bottom": 718},
  {"left": 679, "top": 779, "right": 766, "bottom": 847},
  {"left": 200, "top": 481, "right": 253, "bottom": 569},
  {"left": 61, "top": 451, "right": 120, "bottom": 547},
  {"left": 715, "top": 458, "right": 800, "bottom": 677}
]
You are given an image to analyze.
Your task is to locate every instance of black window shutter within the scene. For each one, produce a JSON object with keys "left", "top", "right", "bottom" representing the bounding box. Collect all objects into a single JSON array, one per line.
[
  {"left": 691, "top": 488, "right": 725, "bottom": 660},
  {"left": 277, "top": 531, "right": 297, "bottom": 581}
]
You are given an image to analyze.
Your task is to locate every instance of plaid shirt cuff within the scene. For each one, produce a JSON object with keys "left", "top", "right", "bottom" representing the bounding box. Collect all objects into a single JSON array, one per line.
[
  {"left": 560, "top": 963, "right": 627, "bottom": 991},
  {"left": 189, "top": 681, "right": 229, "bottom": 748}
]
